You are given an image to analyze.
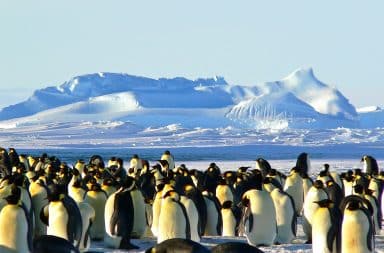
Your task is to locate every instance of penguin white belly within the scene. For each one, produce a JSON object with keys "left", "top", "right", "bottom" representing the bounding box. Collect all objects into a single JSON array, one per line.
[
  {"left": 342, "top": 209, "right": 373, "bottom": 253},
  {"left": 29, "top": 183, "right": 48, "bottom": 237},
  {"left": 302, "top": 188, "right": 328, "bottom": 241},
  {"left": 270, "top": 189, "right": 295, "bottom": 244},
  {"left": 84, "top": 191, "right": 107, "bottom": 240},
  {"left": 312, "top": 208, "right": 334, "bottom": 253},
  {"left": 104, "top": 192, "right": 121, "bottom": 248},
  {"left": 158, "top": 197, "right": 187, "bottom": 243},
  {"left": 284, "top": 174, "right": 304, "bottom": 215},
  {"left": 180, "top": 196, "right": 200, "bottom": 242},
  {"left": 130, "top": 189, "right": 146, "bottom": 239},
  {"left": 78, "top": 202, "right": 95, "bottom": 252},
  {"left": 244, "top": 190, "right": 276, "bottom": 246},
  {"left": 0, "top": 205, "right": 29, "bottom": 253},
  {"left": 221, "top": 208, "right": 236, "bottom": 237},
  {"left": 203, "top": 197, "right": 220, "bottom": 236},
  {"left": 47, "top": 201, "right": 69, "bottom": 240},
  {"left": 150, "top": 191, "right": 163, "bottom": 237}
]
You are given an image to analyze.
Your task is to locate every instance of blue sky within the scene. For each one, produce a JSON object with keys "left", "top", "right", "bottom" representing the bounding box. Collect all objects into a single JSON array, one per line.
[{"left": 0, "top": 1, "right": 383, "bottom": 109}]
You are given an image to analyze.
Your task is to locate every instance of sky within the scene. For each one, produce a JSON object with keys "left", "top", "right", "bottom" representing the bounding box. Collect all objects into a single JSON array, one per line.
[{"left": 0, "top": 1, "right": 383, "bottom": 109}]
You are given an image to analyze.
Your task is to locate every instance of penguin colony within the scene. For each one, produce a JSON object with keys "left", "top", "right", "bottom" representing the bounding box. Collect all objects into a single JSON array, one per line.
[{"left": 0, "top": 147, "right": 382, "bottom": 253}]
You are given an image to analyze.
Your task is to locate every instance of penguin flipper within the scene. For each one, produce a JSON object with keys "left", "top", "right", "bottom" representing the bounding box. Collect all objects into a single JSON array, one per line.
[
  {"left": 62, "top": 196, "right": 83, "bottom": 248},
  {"left": 176, "top": 200, "right": 191, "bottom": 240},
  {"left": 39, "top": 204, "right": 49, "bottom": 226}
]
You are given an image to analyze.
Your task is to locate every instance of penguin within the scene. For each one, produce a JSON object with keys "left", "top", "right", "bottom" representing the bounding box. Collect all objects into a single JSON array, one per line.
[
  {"left": 160, "top": 150, "right": 175, "bottom": 171},
  {"left": 84, "top": 183, "right": 108, "bottom": 240},
  {"left": 241, "top": 189, "right": 277, "bottom": 246},
  {"left": 0, "top": 147, "right": 12, "bottom": 177},
  {"left": 129, "top": 154, "right": 142, "bottom": 176},
  {"left": 74, "top": 159, "right": 86, "bottom": 177},
  {"left": 312, "top": 199, "right": 342, "bottom": 253},
  {"left": 341, "top": 197, "right": 374, "bottom": 253},
  {"left": 77, "top": 201, "right": 95, "bottom": 252},
  {"left": 33, "top": 235, "right": 80, "bottom": 253},
  {"left": 128, "top": 178, "right": 147, "bottom": 239},
  {"left": 215, "top": 177, "right": 234, "bottom": 206},
  {"left": 202, "top": 191, "right": 222, "bottom": 236},
  {"left": 157, "top": 189, "right": 190, "bottom": 243},
  {"left": 342, "top": 170, "right": 354, "bottom": 196},
  {"left": 180, "top": 195, "right": 201, "bottom": 242},
  {"left": 255, "top": 157, "right": 272, "bottom": 178},
  {"left": 41, "top": 184, "right": 82, "bottom": 249},
  {"left": 283, "top": 167, "right": 304, "bottom": 215},
  {"left": 364, "top": 188, "right": 382, "bottom": 234},
  {"left": 145, "top": 238, "right": 210, "bottom": 253},
  {"left": 296, "top": 152, "right": 311, "bottom": 175},
  {"left": 104, "top": 177, "right": 138, "bottom": 249},
  {"left": 302, "top": 180, "right": 328, "bottom": 243},
  {"left": 211, "top": 241, "right": 265, "bottom": 253},
  {"left": 29, "top": 177, "right": 49, "bottom": 238},
  {"left": 0, "top": 185, "right": 32, "bottom": 253},
  {"left": 362, "top": 155, "right": 379, "bottom": 176},
  {"left": 301, "top": 172, "right": 313, "bottom": 202},
  {"left": 183, "top": 184, "right": 207, "bottom": 237},
  {"left": 220, "top": 200, "right": 241, "bottom": 237},
  {"left": 101, "top": 178, "right": 117, "bottom": 197},
  {"left": 68, "top": 180, "right": 86, "bottom": 203},
  {"left": 325, "top": 179, "right": 344, "bottom": 210},
  {"left": 270, "top": 188, "right": 296, "bottom": 244}
]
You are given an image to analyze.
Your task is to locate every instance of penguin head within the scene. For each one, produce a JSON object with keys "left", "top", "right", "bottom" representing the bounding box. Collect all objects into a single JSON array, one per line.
[
  {"left": 222, "top": 200, "right": 233, "bottom": 209},
  {"left": 47, "top": 184, "right": 65, "bottom": 202},
  {"left": 162, "top": 189, "right": 179, "bottom": 201},
  {"left": 345, "top": 199, "right": 361, "bottom": 211},
  {"left": 353, "top": 184, "right": 364, "bottom": 194},
  {"left": 4, "top": 184, "right": 21, "bottom": 205},
  {"left": 313, "top": 180, "right": 324, "bottom": 189},
  {"left": 237, "top": 166, "right": 250, "bottom": 174},
  {"left": 121, "top": 176, "right": 136, "bottom": 191}
]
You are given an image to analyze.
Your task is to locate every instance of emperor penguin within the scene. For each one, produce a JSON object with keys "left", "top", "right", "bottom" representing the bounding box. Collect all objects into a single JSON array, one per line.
[
  {"left": 202, "top": 191, "right": 222, "bottom": 236},
  {"left": 104, "top": 177, "right": 138, "bottom": 249},
  {"left": 128, "top": 177, "right": 147, "bottom": 239},
  {"left": 145, "top": 238, "right": 210, "bottom": 253},
  {"left": 101, "top": 178, "right": 117, "bottom": 197},
  {"left": 301, "top": 172, "right": 313, "bottom": 201},
  {"left": 29, "top": 177, "right": 48, "bottom": 238},
  {"left": 255, "top": 157, "right": 272, "bottom": 178},
  {"left": 312, "top": 199, "right": 342, "bottom": 253},
  {"left": 160, "top": 150, "right": 175, "bottom": 171},
  {"left": 77, "top": 201, "right": 95, "bottom": 252},
  {"left": 158, "top": 189, "right": 191, "bottom": 243},
  {"left": 362, "top": 155, "right": 379, "bottom": 176},
  {"left": 302, "top": 180, "right": 329, "bottom": 243},
  {"left": 180, "top": 194, "right": 201, "bottom": 242},
  {"left": 296, "top": 152, "right": 311, "bottom": 175},
  {"left": 341, "top": 197, "right": 374, "bottom": 253},
  {"left": 41, "top": 184, "right": 82, "bottom": 249},
  {"left": 270, "top": 188, "right": 296, "bottom": 244},
  {"left": 220, "top": 200, "right": 241, "bottom": 237},
  {"left": 215, "top": 177, "right": 234, "bottom": 206},
  {"left": 129, "top": 154, "right": 142, "bottom": 176},
  {"left": 68, "top": 180, "right": 86, "bottom": 203},
  {"left": 284, "top": 167, "right": 304, "bottom": 215},
  {"left": 0, "top": 185, "right": 32, "bottom": 253},
  {"left": 183, "top": 184, "right": 207, "bottom": 237},
  {"left": 241, "top": 188, "right": 277, "bottom": 246},
  {"left": 84, "top": 183, "right": 108, "bottom": 240},
  {"left": 342, "top": 170, "right": 354, "bottom": 196}
]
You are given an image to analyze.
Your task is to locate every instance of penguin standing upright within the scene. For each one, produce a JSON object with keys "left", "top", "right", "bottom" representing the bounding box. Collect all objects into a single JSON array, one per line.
[
  {"left": 41, "top": 184, "right": 82, "bottom": 249},
  {"left": 84, "top": 183, "right": 107, "bottom": 240},
  {"left": 161, "top": 150, "right": 175, "bottom": 172},
  {"left": 362, "top": 155, "right": 379, "bottom": 176},
  {"left": 242, "top": 188, "right": 277, "bottom": 246},
  {"left": 0, "top": 185, "right": 32, "bottom": 253},
  {"left": 77, "top": 201, "right": 95, "bottom": 252},
  {"left": 29, "top": 177, "right": 48, "bottom": 238},
  {"left": 312, "top": 199, "right": 341, "bottom": 253},
  {"left": 302, "top": 180, "right": 328, "bottom": 243},
  {"left": 341, "top": 197, "right": 374, "bottom": 253},
  {"left": 270, "top": 188, "right": 296, "bottom": 244},
  {"left": 221, "top": 201, "right": 241, "bottom": 237},
  {"left": 255, "top": 158, "right": 272, "bottom": 178},
  {"left": 104, "top": 177, "right": 138, "bottom": 249},
  {"left": 284, "top": 167, "right": 304, "bottom": 215},
  {"left": 157, "top": 189, "right": 190, "bottom": 243}
]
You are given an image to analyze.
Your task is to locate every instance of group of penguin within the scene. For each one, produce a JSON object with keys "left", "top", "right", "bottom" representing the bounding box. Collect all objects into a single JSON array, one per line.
[{"left": 0, "top": 146, "right": 383, "bottom": 253}]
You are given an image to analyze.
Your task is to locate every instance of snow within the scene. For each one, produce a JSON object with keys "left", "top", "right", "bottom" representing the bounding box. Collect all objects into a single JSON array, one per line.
[{"left": 357, "top": 106, "right": 382, "bottom": 113}]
